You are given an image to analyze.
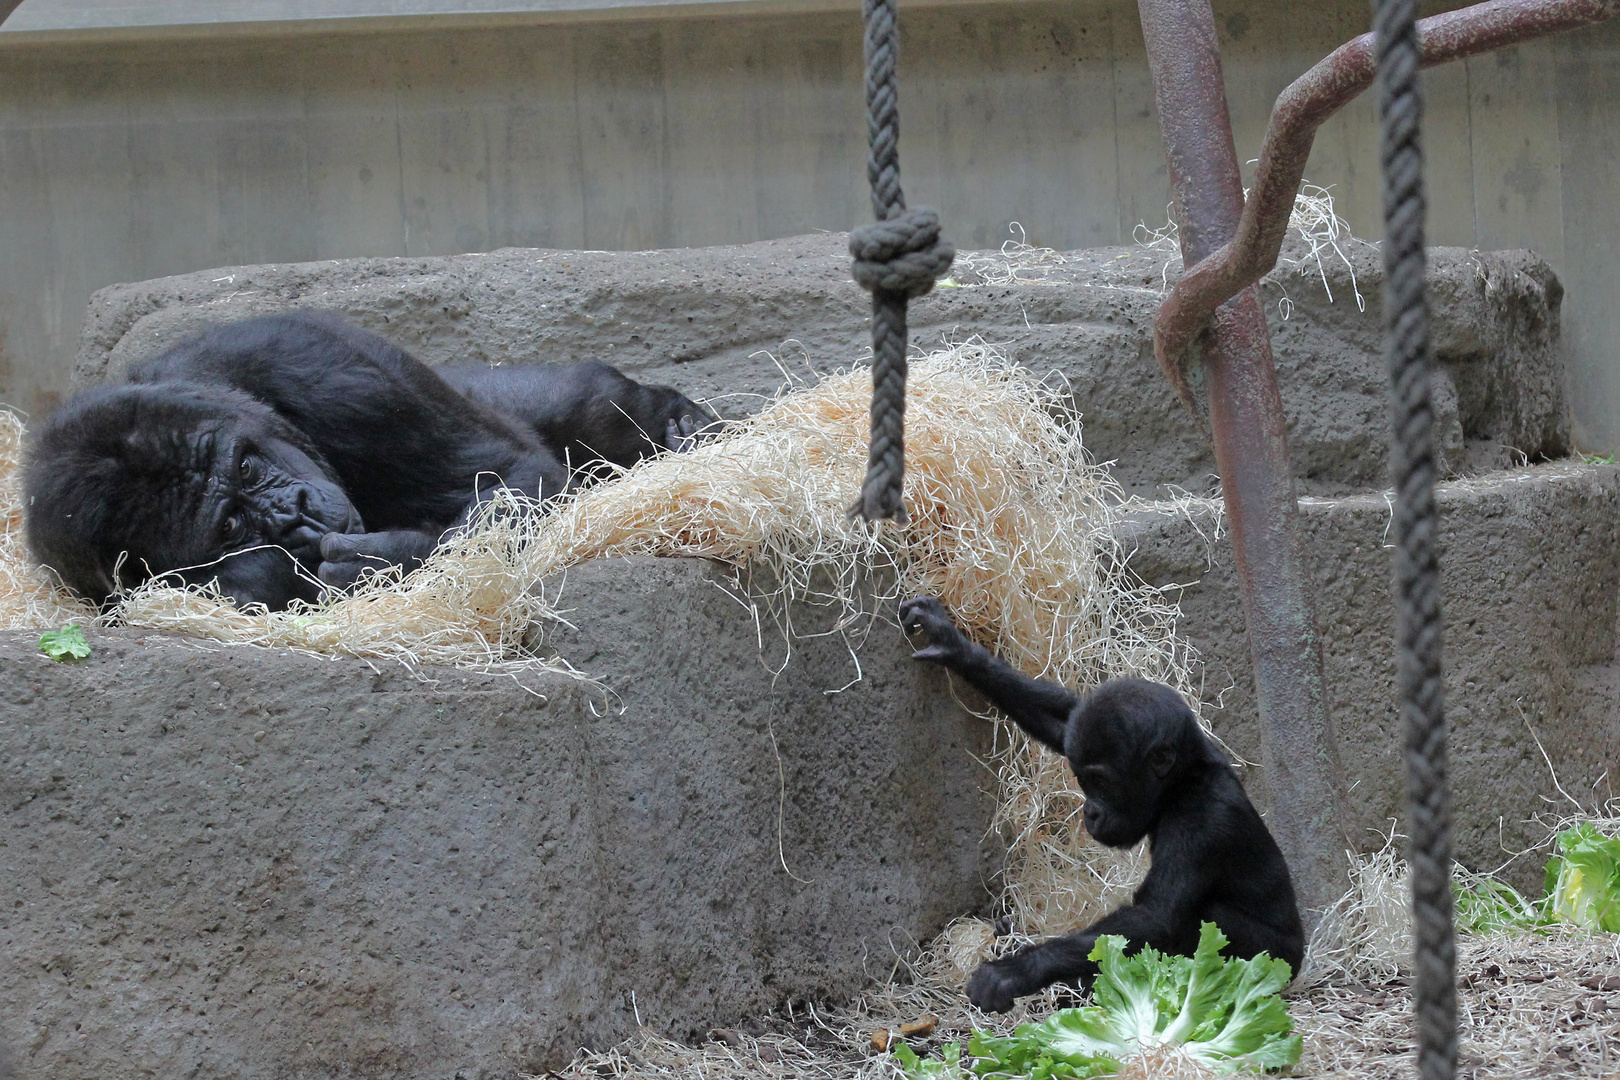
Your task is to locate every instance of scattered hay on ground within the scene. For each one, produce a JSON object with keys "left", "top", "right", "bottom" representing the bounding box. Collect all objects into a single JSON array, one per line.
[
  {"left": 1299, "top": 830, "right": 1413, "bottom": 989},
  {"left": 1293, "top": 928, "right": 1620, "bottom": 1079}
]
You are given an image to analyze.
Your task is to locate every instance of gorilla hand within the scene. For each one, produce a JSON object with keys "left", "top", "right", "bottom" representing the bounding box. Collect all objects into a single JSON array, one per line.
[
  {"left": 965, "top": 956, "right": 1033, "bottom": 1014},
  {"left": 899, "top": 596, "right": 974, "bottom": 664},
  {"left": 319, "top": 530, "right": 440, "bottom": 590},
  {"left": 663, "top": 401, "right": 722, "bottom": 453}
]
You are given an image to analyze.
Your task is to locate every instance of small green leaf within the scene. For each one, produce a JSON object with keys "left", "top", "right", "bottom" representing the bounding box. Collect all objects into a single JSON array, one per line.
[
  {"left": 965, "top": 1025, "right": 1118, "bottom": 1079},
  {"left": 38, "top": 624, "right": 91, "bottom": 662},
  {"left": 894, "top": 1041, "right": 964, "bottom": 1079}
]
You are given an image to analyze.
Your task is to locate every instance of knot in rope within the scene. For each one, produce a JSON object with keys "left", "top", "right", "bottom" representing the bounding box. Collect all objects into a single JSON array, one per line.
[
  {"left": 847, "top": 0, "right": 952, "bottom": 522},
  {"left": 849, "top": 208, "right": 956, "bottom": 299}
]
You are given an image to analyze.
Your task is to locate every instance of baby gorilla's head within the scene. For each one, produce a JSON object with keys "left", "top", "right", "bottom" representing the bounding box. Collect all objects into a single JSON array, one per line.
[{"left": 1065, "top": 678, "right": 1216, "bottom": 848}]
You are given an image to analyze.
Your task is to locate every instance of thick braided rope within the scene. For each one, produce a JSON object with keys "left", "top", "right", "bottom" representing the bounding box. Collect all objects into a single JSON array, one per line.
[
  {"left": 849, "top": 0, "right": 953, "bottom": 522},
  {"left": 1375, "top": 3, "right": 1456, "bottom": 1079}
]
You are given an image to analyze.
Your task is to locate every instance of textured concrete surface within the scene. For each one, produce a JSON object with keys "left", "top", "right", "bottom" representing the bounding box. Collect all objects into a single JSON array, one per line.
[
  {"left": 72, "top": 233, "right": 1564, "bottom": 495},
  {"left": 0, "top": 557, "right": 999, "bottom": 1079},
  {"left": 1114, "top": 463, "right": 1620, "bottom": 890}
]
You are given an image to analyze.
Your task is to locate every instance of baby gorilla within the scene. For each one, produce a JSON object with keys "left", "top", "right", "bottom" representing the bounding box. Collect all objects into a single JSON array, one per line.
[{"left": 900, "top": 596, "right": 1304, "bottom": 1013}]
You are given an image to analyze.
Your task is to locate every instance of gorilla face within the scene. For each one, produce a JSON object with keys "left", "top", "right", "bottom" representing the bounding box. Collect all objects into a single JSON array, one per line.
[
  {"left": 1067, "top": 680, "right": 1196, "bottom": 849},
  {"left": 167, "top": 421, "right": 363, "bottom": 607},
  {"left": 25, "top": 382, "right": 363, "bottom": 610}
]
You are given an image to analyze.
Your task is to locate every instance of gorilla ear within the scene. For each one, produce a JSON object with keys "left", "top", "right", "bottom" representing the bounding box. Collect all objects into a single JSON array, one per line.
[{"left": 1148, "top": 745, "right": 1176, "bottom": 779}]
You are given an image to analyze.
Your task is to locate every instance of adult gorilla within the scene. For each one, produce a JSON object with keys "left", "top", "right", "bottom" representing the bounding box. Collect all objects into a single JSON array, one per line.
[{"left": 25, "top": 311, "right": 715, "bottom": 611}]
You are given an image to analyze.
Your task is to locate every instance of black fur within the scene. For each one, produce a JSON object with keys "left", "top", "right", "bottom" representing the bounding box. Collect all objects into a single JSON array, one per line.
[
  {"left": 25, "top": 312, "right": 716, "bottom": 611},
  {"left": 900, "top": 596, "right": 1304, "bottom": 1013}
]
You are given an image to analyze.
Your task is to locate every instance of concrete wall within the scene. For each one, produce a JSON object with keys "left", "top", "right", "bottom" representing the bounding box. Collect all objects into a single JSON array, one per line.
[
  {"left": 0, "top": 0, "right": 1617, "bottom": 448},
  {"left": 1, "top": 558, "right": 1001, "bottom": 1077}
]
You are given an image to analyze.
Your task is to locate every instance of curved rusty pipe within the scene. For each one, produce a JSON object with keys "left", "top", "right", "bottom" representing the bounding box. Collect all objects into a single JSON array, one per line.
[{"left": 1154, "top": 0, "right": 1620, "bottom": 414}]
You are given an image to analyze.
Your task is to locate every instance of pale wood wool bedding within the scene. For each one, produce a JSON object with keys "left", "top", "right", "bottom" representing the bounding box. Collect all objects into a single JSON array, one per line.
[{"left": 0, "top": 409, "right": 95, "bottom": 631}]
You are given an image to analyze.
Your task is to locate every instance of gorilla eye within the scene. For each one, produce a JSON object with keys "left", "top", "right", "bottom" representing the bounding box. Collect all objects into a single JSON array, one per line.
[
  {"left": 220, "top": 512, "right": 247, "bottom": 543},
  {"left": 239, "top": 455, "right": 259, "bottom": 484}
]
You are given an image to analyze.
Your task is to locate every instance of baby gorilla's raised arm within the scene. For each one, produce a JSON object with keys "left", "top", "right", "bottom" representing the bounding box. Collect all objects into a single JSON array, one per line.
[
  {"left": 899, "top": 596, "right": 1076, "bottom": 753},
  {"left": 900, "top": 596, "right": 1304, "bottom": 1013}
]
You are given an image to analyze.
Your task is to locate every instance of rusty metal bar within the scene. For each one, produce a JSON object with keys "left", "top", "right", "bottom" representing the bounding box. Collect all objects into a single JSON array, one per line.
[
  {"left": 1137, "top": 0, "right": 1351, "bottom": 921},
  {"left": 1153, "top": 0, "right": 1619, "bottom": 412}
]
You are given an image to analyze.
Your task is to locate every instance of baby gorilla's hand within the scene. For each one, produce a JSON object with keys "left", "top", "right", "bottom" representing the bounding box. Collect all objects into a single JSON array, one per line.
[
  {"left": 899, "top": 596, "right": 972, "bottom": 664},
  {"left": 318, "top": 530, "right": 439, "bottom": 590},
  {"left": 966, "top": 956, "right": 1031, "bottom": 1014}
]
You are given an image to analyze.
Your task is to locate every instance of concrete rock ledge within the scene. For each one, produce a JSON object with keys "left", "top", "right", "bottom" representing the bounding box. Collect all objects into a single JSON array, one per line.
[
  {"left": 0, "top": 557, "right": 998, "bottom": 1079},
  {"left": 1116, "top": 462, "right": 1620, "bottom": 887},
  {"left": 72, "top": 233, "right": 1563, "bottom": 495}
]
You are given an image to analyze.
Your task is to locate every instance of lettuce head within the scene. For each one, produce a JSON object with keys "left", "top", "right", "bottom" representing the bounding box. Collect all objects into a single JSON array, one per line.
[
  {"left": 1544, "top": 823, "right": 1620, "bottom": 932},
  {"left": 896, "top": 923, "right": 1299, "bottom": 1079}
]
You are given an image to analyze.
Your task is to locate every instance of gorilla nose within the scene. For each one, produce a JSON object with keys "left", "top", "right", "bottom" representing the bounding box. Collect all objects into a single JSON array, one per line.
[
  {"left": 294, "top": 482, "right": 364, "bottom": 536},
  {"left": 267, "top": 488, "right": 348, "bottom": 555}
]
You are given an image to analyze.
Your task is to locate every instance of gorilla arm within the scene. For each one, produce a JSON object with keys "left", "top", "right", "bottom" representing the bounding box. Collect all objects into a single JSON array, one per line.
[
  {"left": 962, "top": 802, "right": 1231, "bottom": 1012},
  {"left": 899, "top": 595, "right": 1075, "bottom": 753},
  {"left": 436, "top": 360, "right": 720, "bottom": 477}
]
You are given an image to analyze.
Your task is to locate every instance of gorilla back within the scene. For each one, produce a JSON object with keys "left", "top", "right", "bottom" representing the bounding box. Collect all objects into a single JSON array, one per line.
[{"left": 25, "top": 312, "right": 713, "bottom": 611}]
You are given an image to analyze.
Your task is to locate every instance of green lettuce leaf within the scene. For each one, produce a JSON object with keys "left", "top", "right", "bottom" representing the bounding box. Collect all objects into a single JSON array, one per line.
[
  {"left": 38, "top": 624, "right": 91, "bottom": 662},
  {"left": 1181, "top": 936, "right": 1299, "bottom": 1070},
  {"left": 908, "top": 923, "right": 1299, "bottom": 1078},
  {"left": 895, "top": 1041, "right": 965, "bottom": 1079},
  {"left": 965, "top": 1025, "right": 1119, "bottom": 1079},
  {"left": 1453, "top": 872, "right": 1544, "bottom": 933},
  {"left": 1544, "top": 824, "right": 1620, "bottom": 932},
  {"left": 1086, "top": 933, "right": 1172, "bottom": 1046}
]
